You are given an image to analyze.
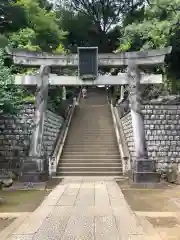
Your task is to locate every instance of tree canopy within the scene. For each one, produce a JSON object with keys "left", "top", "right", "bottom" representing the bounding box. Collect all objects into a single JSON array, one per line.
[
  {"left": 0, "top": 0, "right": 180, "bottom": 114},
  {"left": 118, "top": 0, "right": 180, "bottom": 94}
]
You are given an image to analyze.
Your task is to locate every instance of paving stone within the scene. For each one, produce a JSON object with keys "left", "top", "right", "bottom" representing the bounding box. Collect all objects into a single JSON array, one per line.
[
  {"left": 125, "top": 235, "right": 159, "bottom": 240},
  {"left": 106, "top": 182, "right": 124, "bottom": 198},
  {"left": 95, "top": 182, "right": 110, "bottom": 206},
  {"left": 75, "top": 196, "right": 94, "bottom": 206},
  {"left": 75, "top": 185, "right": 95, "bottom": 206},
  {"left": 110, "top": 196, "right": 131, "bottom": 208},
  {"left": 80, "top": 183, "right": 94, "bottom": 189},
  {"left": 72, "top": 206, "right": 112, "bottom": 217},
  {"left": 95, "top": 215, "right": 120, "bottom": 240},
  {"left": 42, "top": 185, "right": 67, "bottom": 206},
  {"left": 33, "top": 207, "right": 72, "bottom": 240},
  {"left": 9, "top": 235, "right": 34, "bottom": 240},
  {"left": 56, "top": 194, "right": 77, "bottom": 206},
  {"left": 111, "top": 197, "right": 145, "bottom": 236},
  {"left": 171, "top": 198, "right": 180, "bottom": 208},
  {"left": 68, "top": 183, "right": 82, "bottom": 189},
  {"left": 12, "top": 206, "right": 54, "bottom": 235},
  {"left": 63, "top": 187, "right": 80, "bottom": 196},
  {"left": 64, "top": 177, "right": 83, "bottom": 183},
  {"left": 6, "top": 179, "right": 160, "bottom": 239},
  {"left": 115, "top": 214, "right": 145, "bottom": 236},
  {"left": 77, "top": 189, "right": 94, "bottom": 196},
  {"left": 61, "top": 215, "right": 94, "bottom": 239}
]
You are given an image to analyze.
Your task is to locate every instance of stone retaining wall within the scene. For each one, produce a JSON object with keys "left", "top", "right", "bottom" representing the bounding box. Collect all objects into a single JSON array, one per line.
[
  {"left": 120, "top": 104, "right": 180, "bottom": 170},
  {"left": 0, "top": 104, "right": 64, "bottom": 171}
]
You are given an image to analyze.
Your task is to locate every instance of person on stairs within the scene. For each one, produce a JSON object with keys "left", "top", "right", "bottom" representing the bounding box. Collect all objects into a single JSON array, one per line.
[{"left": 82, "top": 87, "right": 87, "bottom": 98}]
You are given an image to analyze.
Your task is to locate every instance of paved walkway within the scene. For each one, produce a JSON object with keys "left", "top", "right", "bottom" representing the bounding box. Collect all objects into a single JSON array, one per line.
[{"left": 6, "top": 178, "right": 161, "bottom": 240}]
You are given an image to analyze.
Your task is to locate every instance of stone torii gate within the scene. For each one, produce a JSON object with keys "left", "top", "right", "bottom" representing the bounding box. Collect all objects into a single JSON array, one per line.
[{"left": 7, "top": 46, "right": 172, "bottom": 183}]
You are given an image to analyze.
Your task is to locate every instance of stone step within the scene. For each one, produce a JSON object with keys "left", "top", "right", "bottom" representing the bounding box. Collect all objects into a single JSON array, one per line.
[
  {"left": 57, "top": 89, "right": 122, "bottom": 177},
  {"left": 65, "top": 141, "right": 117, "bottom": 145},
  {"left": 70, "top": 116, "right": 112, "bottom": 119},
  {"left": 68, "top": 130, "right": 114, "bottom": 133},
  {"left": 59, "top": 159, "right": 121, "bottom": 163},
  {"left": 61, "top": 158, "right": 120, "bottom": 161},
  {"left": 71, "top": 125, "right": 113, "bottom": 128},
  {"left": 63, "top": 144, "right": 118, "bottom": 148},
  {"left": 73, "top": 120, "right": 112, "bottom": 123},
  {"left": 74, "top": 113, "right": 111, "bottom": 115},
  {"left": 65, "top": 138, "right": 116, "bottom": 142},
  {"left": 68, "top": 129, "right": 114, "bottom": 132},
  {"left": 62, "top": 148, "right": 118, "bottom": 153},
  {"left": 65, "top": 139, "right": 115, "bottom": 142},
  {"left": 66, "top": 135, "right": 116, "bottom": 138},
  {"left": 73, "top": 121, "right": 113, "bottom": 124},
  {"left": 62, "top": 149, "right": 118, "bottom": 153},
  {"left": 66, "top": 137, "right": 115, "bottom": 141},
  {"left": 58, "top": 162, "right": 122, "bottom": 167},
  {"left": 56, "top": 171, "right": 123, "bottom": 176},
  {"left": 66, "top": 134, "right": 115, "bottom": 138},
  {"left": 72, "top": 120, "right": 113, "bottom": 124},
  {"left": 73, "top": 113, "right": 112, "bottom": 115},
  {"left": 65, "top": 139, "right": 117, "bottom": 143},
  {"left": 57, "top": 166, "right": 123, "bottom": 172},
  {"left": 63, "top": 143, "right": 117, "bottom": 147},
  {"left": 61, "top": 154, "right": 120, "bottom": 159}
]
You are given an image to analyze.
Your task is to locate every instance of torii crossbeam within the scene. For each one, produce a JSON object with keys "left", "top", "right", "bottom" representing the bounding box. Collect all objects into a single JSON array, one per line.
[
  {"left": 7, "top": 46, "right": 171, "bottom": 66},
  {"left": 14, "top": 74, "right": 163, "bottom": 85}
]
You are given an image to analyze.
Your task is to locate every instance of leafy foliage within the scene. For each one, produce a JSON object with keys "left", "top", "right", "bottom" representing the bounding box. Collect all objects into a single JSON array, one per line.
[
  {"left": 0, "top": 0, "right": 68, "bottom": 115},
  {"left": 118, "top": 0, "right": 180, "bottom": 96},
  {"left": 9, "top": 28, "right": 40, "bottom": 51},
  {"left": 13, "top": 0, "right": 67, "bottom": 51},
  {"left": 0, "top": 49, "right": 23, "bottom": 114},
  {"left": 55, "top": 0, "right": 146, "bottom": 52},
  {"left": 1, "top": 0, "right": 180, "bottom": 113}
]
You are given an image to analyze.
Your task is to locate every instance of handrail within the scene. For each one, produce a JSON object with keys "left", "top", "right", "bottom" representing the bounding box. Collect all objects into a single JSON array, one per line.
[
  {"left": 50, "top": 106, "right": 71, "bottom": 156},
  {"left": 110, "top": 103, "right": 131, "bottom": 176},
  {"left": 49, "top": 90, "right": 81, "bottom": 176}
]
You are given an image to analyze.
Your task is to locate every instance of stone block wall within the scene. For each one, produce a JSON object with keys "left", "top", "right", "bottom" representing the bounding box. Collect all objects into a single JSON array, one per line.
[
  {"left": 0, "top": 104, "right": 35, "bottom": 170},
  {"left": 120, "top": 104, "right": 180, "bottom": 170},
  {"left": 0, "top": 104, "right": 64, "bottom": 171},
  {"left": 121, "top": 112, "right": 134, "bottom": 158}
]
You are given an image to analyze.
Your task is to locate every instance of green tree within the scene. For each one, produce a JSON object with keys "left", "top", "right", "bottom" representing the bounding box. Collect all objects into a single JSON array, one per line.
[
  {"left": 9, "top": 28, "right": 40, "bottom": 51},
  {"left": 0, "top": 0, "right": 27, "bottom": 34},
  {"left": 56, "top": 0, "right": 146, "bottom": 52},
  {"left": 13, "top": 0, "right": 67, "bottom": 51},
  {"left": 118, "top": 0, "right": 180, "bottom": 95},
  {"left": 0, "top": 49, "right": 23, "bottom": 114}
]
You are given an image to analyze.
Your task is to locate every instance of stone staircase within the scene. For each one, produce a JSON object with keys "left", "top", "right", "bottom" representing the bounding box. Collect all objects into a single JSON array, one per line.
[{"left": 57, "top": 87, "right": 123, "bottom": 176}]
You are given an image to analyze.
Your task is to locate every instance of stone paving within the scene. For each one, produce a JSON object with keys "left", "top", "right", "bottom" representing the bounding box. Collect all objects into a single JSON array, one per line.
[{"left": 5, "top": 178, "right": 162, "bottom": 240}]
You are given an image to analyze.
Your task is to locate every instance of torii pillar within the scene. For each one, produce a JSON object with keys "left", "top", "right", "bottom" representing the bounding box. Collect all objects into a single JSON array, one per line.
[
  {"left": 127, "top": 62, "right": 159, "bottom": 183},
  {"left": 19, "top": 66, "right": 49, "bottom": 182}
]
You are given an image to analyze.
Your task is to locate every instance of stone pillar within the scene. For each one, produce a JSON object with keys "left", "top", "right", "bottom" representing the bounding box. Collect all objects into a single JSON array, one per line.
[
  {"left": 127, "top": 61, "right": 160, "bottom": 183},
  {"left": 20, "top": 66, "right": 50, "bottom": 182}
]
